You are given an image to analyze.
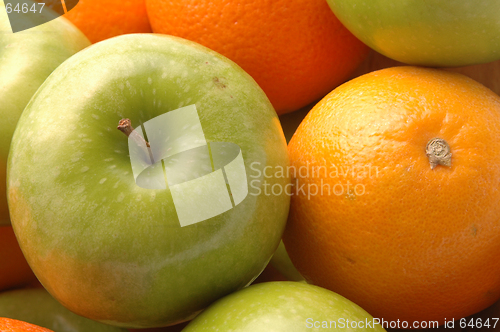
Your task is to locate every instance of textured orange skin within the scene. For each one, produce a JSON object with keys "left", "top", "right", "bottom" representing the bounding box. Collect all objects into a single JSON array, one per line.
[
  {"left": 0, "top": 226, "right": 37, "bottom": 292},
  {"left": 145, "top": 0, "right": 369, "bottom": 115},
  {"left": 0, "top": 318, "right": 53, "bottom": 332},
  {"left": 284, "top": 66, "right": 500, "bottom": 324},
  {"left": 62, "top": 0, "right": 152, "bottom": 43}
]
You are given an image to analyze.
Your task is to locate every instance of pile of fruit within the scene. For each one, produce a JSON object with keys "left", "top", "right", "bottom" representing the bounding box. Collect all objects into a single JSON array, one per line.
[{"left": 2, "top": 0, "right": 500, "bottom": 331}]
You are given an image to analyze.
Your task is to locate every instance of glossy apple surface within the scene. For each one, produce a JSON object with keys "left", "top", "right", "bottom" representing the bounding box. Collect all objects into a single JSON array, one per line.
[
  {"left": 0, "top": 0, "right": 90, "bottom": 226},
  {"left": 7, "top": 34, "right": 290, "bottom": 328},
  {"left": 182, "top": 281, "right": 386, "bottom": 331},
  {"left": 326, "top": 0, "right": 500, "bottom": 67},
  {"left": 0, "top": 288, "right": 127, "bottom": 332}
]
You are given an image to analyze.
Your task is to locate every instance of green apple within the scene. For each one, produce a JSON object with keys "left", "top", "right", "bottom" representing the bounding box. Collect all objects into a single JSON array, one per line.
[
  {"left": 182, "top": 281, "right": 386, "bottom": 331},
  {"left": 326, "top": 0, "right": 500, "bottom": 67},
  {"left": 0, "top": 0, "right": 90, "bottom": 226},
  {"left": 7, "top": 34, "right": 290, "bottom": 328},
  {"left": 0, "top": 288, "right": 127, "bottom": 332}
]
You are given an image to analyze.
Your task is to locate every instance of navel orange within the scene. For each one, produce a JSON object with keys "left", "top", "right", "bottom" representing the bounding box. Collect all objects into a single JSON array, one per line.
[{"left": 284, "top": 66, "right": 500, "bottom": 324}]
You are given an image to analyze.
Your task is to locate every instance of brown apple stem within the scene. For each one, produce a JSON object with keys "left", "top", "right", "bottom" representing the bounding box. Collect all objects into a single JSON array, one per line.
[
  {"left": 425, "top": 138, "right": 452, "bottom": 169},
  {"left": 117, "top": 119, "right": 150, "bottom": 147}
]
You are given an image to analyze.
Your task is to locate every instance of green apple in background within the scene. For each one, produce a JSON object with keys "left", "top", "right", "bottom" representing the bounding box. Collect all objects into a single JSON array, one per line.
[
  {"left": 326, "top": 0, "right": 500, "bottom": 67},
  {"left": 7, "top": 34, "right": 290, "bottom": 328},
  {"left": 0, "top": 288, "right": 127, "bottom": 332},
  {"left": 0, "top": 0, "right": 90, "bottom": 226},
  {"left": 182, "top": 281, "right": 386, "bottom": 331}
]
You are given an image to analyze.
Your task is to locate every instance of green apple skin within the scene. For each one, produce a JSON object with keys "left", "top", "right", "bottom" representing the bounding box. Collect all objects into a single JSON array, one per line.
[
  {"left": 326, "top": 0, "right": 500, "bottom": 67},
  {"left": 0, "top": 288, "right": 127, "bottom": 332},
  {"left": 0, "top": 0, "right": 90, "bottom": 226},
  {"left": 182, "top": 281, "right": 387, "bottom": 332},
  {"left": 7, "top": 34, "right": 290, "bottom": 328}
]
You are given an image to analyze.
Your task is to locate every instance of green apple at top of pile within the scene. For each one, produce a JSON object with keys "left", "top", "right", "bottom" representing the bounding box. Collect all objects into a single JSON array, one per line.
[
  {"left": 0, "top": 0, "right": 90, "bottom": 226},
  {"left": 326, "top": 0, "right": 500, "bottom": 67},
  {"left": 7, "top": 33, "right": 290, "bottom": 328}
]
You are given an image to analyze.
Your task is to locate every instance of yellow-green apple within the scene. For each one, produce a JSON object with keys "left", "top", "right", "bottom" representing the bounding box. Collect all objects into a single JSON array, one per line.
[
  {"left": 326, "top": 0, "right": 500, "bottom": 67},
  {"left": 7, "top": 34, "right": 290, "bottom": 328}
]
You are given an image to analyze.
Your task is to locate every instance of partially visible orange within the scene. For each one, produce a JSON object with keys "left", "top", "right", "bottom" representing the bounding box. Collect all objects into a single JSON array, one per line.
[
  {"left": 0, "top": 318, "right": 53, "bottom": 332},
  {"left": 145, "top": 0, "right": 369, "bottom": 115},
  {"left": 284, "top": 66, "right": 500, "bottom": 324},
  {"left": 0, "top": 226, "right": 37, "bottom": 291},
  {"left": 61, "top": 0, "right": 151, "bottom": 43}
]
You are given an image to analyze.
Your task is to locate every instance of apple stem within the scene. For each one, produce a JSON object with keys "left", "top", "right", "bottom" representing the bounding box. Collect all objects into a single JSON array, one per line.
[
  {"left": 425, "top": 138, "right": 452, "bottom": 169},
  {"left": 117, "top": 119, "right": 150, "bottom": 147}
]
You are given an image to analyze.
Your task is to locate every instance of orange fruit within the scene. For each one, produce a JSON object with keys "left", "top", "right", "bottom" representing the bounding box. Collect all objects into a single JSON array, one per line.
[
  {"left": 145, "top": 0, "right": 369, "bottom": 115},
  {"left": 59, "top": 0, "right": 151, "bottom": 43},
  {"left": 283, "top": 66, "right": 500, "bottom": 324},
  {"left": 0, "top": 226, "right": 36, "bottom": 291},
  {"left": 0, "top": 318, "right": 53, "bottom": 332}
]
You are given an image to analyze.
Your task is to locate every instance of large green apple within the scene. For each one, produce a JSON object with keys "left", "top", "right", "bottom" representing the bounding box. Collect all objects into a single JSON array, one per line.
[
  {"left": 0, "top": 0, "right": 90, "bottom": 226},
  {"left": 182, "top": 281, "right": 386, "bottom": 331},
  {"left": 7, "top": 33, "right": 290, "bottom": 328},
  {"left": 0, "top": 288, "right": 127, "bottom": 332},
  {"left": 326, "top": 0, "right": 500, "bottom": 67}
]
